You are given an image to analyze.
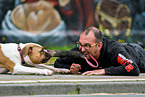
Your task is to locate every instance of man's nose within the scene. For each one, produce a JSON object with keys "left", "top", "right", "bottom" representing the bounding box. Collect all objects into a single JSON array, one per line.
[{"left": 80, "top": 46, "right": 86, "bottom": 52}]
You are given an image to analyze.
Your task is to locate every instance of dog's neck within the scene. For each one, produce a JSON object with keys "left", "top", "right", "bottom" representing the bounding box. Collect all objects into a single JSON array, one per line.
[
  {"left": 24, "top": 55, "right": 35, "bottom": 65},
  {"left": 19, "top": 43, "right": 27, "bottom": 50}
]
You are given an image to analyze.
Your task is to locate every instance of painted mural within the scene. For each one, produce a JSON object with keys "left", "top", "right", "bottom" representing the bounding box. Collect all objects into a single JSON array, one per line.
[{"left": 0, "top": 0, "right": 145, "bottom": 47}]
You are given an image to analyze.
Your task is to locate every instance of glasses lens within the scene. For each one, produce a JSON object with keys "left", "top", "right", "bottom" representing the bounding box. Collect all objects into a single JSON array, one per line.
[
  {"left": 76, "top": 44, "right": 79, "bottom": 48},
  {"left": 84, "top": 44, "right": 91, "bottom": 50},
  {"left": 76, "top": 42, "right": 93, "bottom": 50},
  {"left": 76, "top": 42, "right": 80, "bottom": 48}
]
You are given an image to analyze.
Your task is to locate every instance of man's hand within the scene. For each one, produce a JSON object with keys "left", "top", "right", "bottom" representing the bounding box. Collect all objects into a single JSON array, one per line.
[
  {"left": 82, "top": 69, "right": 105, "bottom": 75},
  {"left": 70, "top": 63, "right": 81, "bottom": 74}
]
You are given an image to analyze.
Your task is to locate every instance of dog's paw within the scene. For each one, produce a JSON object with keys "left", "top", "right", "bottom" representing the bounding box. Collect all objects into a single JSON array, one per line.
[
  {"left": 58, "top": 68, "right": 70, "bottom": 74},
  {"left": 41, "top": 69, "right": 53, "bottom": 75}
]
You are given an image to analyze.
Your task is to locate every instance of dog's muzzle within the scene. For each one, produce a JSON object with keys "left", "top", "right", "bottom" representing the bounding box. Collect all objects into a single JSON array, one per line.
[{"left": 41, "top": 50, "right": 52, "bottom": 63}]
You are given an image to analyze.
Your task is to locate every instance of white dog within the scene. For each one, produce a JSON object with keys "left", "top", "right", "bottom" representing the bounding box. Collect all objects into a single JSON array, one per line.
[{"left": 0, "top": 43, "right": 70, "bottom": 75}]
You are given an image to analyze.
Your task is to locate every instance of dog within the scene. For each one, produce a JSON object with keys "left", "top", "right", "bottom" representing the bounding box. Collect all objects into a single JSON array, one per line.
[
  {"left": 10, "top": 0, "right": 61, "bottom": 34},
  {"left": 0, "top": 43, "right": 70, "bottom": 75}
]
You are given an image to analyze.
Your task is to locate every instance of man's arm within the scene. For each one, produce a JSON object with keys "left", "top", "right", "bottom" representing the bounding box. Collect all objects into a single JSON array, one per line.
[
  {"left": 54, "top": 46, "right": 81, "bottom": 70},
  {"left": 104, "top": 63, "right": 140, "bottom": 76},
  {"left": 104, "top": 52, "right": 140, "bottom": 76},
  {"left": 82, "top": 51, "right": 140, "bottom": 76},
  {"left": 54, "top": 57, "right": 73, "bottom": 69}
]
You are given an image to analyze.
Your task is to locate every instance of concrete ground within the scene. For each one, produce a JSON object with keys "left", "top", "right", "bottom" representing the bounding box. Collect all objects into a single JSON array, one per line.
[{"left": 0, "top": 73, "right": 145, "bottom": 96}]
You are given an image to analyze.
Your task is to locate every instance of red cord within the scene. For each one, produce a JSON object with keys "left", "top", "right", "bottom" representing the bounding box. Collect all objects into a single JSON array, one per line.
[{"left": 84, "top": 54, "right": 99, "bottom": 68}]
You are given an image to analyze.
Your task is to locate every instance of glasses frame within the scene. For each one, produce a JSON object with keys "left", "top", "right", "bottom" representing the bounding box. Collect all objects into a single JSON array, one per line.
[{"left": 76, "top": 42, "right": 98, "bottom": 50}]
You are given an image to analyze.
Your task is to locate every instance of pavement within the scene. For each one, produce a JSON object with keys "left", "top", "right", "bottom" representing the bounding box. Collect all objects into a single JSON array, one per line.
[{"left": 0, "top": 73, "right": 145, "bottom": 96}]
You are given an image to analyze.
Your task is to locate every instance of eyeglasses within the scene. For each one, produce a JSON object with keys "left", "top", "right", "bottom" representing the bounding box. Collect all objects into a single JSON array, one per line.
[{"left": 76, "top": 42, "right": 98, "bottom": 50}]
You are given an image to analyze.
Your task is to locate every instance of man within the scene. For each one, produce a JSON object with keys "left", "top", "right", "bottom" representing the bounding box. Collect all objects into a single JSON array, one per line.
[{"left": 54, "top": 26, "right": 145, "bottom": 76}]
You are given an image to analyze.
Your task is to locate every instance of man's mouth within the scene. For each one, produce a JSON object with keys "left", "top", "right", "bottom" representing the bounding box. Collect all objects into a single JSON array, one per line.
[
  {"left": 85, "top": 54, "right": 90, "bottom": 58},
  {"left": 83, "top": 52, "right": 90, "bottom": 59}
]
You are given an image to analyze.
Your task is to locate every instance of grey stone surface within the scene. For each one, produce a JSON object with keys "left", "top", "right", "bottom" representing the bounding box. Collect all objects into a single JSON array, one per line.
[{"left": 0, "top": 73, "right": 145, "bottom": 96}]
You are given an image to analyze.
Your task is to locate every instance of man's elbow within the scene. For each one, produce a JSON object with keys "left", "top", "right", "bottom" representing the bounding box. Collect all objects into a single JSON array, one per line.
[{"left": 130, "top": 69, "right": 140, "bottom": 76}]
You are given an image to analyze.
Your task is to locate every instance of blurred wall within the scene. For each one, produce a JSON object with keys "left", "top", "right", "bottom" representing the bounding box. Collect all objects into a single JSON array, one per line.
[{"left": 0, "top": 0, "right": 145, "bottom": 47}]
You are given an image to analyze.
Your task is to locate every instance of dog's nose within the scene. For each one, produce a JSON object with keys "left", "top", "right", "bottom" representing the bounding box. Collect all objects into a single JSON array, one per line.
[
  {"left": 46, "top": 49, "right": 50, "bottom": 53},
  {"left": 44, "top": 49, "right": 50, "bottom": 53}
]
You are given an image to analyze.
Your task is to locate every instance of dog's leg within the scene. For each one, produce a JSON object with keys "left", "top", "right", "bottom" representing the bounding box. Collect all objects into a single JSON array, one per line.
[
  {"left": 0, "top": 64, "right": 9, "bottom": 73},
  {"left": 0, "top": 68, "right": 9, "bottom": 73},
  {"left": 32, "top": 64, "right": 70, "bottom": 73},
  {"left": 13, "top": 64, "right": 53, "bottom": 75}
]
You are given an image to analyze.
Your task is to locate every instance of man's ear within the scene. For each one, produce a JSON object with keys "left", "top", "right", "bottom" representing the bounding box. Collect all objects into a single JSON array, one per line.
[{"left": 97, "top": 42, "right": 103, "bottom": 51}]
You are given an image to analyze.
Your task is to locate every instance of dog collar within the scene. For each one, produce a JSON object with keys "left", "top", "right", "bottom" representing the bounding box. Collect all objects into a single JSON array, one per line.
[{"left": 17, "top": 44, "right": 25, "bottom": 64}]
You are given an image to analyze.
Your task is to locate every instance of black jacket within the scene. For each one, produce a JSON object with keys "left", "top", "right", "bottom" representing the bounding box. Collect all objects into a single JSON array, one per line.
[{"left": 54, "top": 37, "right": 145, "bottom": 76}]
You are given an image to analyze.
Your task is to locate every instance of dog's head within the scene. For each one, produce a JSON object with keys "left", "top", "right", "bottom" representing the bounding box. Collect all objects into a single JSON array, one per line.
[{"left": 21, "top": 43, "right": 51, "bottom": 64}]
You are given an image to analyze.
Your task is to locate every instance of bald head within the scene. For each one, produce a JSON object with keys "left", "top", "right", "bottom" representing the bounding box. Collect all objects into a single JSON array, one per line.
[{"left": 81, "top": 26, "right": 103, "bottom": 42}]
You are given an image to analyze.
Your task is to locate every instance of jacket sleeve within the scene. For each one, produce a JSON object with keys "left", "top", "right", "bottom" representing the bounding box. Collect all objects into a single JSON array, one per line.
[
  {"left": 54, "top": 57, "right": 76, "bottom": 69},
  {"left": 54, "top": 46, "right": 79, "bottom": 69},
  {"left": 105, "top": 50, "right": 140, "bottom": 76}
]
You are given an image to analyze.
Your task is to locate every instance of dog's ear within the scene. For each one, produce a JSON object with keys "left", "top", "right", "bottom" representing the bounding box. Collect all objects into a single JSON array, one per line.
[
  {"left": 28, "top": 47, "right": 33, "bottom": 53},
  {"left": 21, "top": 45, "right": 34, "bottom": 57}
]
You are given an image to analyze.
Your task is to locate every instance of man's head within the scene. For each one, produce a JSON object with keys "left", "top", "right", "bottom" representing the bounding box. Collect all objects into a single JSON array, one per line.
[{"left": 78, "top": 26, "right": 103, "bottom": 59}]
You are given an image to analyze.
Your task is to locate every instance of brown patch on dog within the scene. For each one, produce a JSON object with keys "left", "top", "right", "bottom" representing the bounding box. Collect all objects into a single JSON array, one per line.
[{"left": 0, "top": 45, "right": 15, "bottom": 73}]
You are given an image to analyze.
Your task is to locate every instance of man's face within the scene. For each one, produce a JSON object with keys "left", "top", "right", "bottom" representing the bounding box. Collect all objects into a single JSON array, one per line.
[{"left": 78, "top": 31, "right": 99, "bottom": 59}]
